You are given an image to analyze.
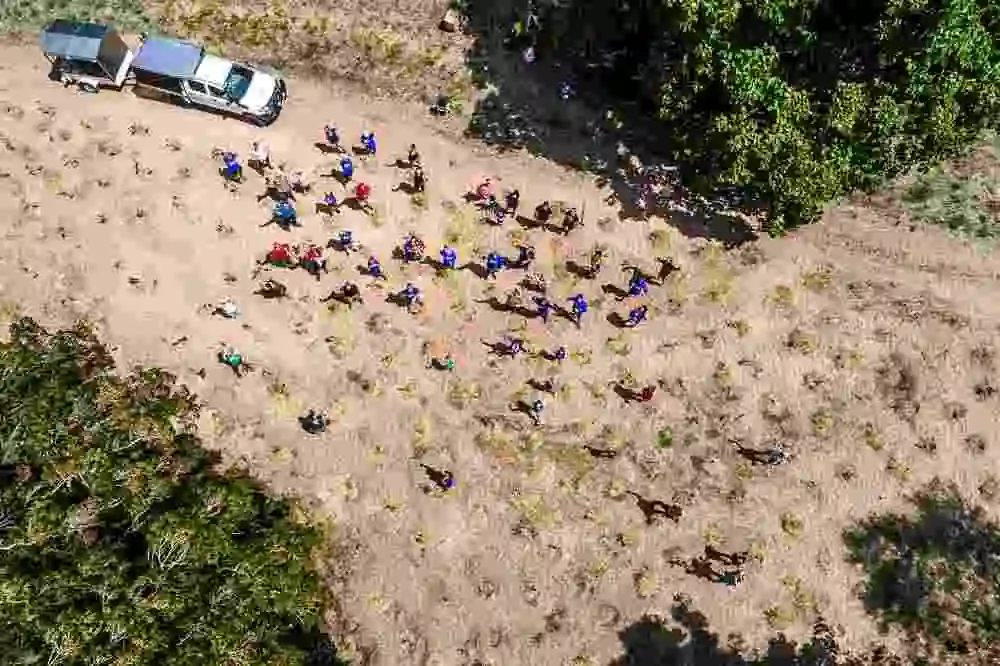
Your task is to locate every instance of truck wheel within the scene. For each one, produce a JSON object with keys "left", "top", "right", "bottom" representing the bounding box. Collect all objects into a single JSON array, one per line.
[{"left": 79, "top": 83, "right": 98, "bottom": 94}]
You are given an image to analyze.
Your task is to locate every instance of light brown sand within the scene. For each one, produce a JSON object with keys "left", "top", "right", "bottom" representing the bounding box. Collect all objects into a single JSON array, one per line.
[{"left": 1, "top": 42, "right": 999, "bottom": 665}]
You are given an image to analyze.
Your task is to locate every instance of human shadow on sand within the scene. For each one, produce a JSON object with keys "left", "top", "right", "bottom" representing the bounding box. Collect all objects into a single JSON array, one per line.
[{"left": 606, "top": 597, "right": 848, "bottom": 665}]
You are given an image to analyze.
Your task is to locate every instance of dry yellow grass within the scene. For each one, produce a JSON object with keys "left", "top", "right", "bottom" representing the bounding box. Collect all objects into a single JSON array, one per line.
[{"left": 151, "top": 0, "right": 473, "bottom": 100}]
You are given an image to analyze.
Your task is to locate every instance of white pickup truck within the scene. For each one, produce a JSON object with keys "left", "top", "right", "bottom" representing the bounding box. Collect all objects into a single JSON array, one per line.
[{"left": 41, "top": 20, "right": 287, "bottom": 126}]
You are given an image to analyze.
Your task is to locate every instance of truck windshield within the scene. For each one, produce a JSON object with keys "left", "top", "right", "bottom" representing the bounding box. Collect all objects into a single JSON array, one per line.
[{"left": 223, "top": 65, "right": 253, "bottom": 102}]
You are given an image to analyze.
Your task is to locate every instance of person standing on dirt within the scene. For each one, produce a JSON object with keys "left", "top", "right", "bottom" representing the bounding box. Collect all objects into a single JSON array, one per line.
[
  {"left": 218, "top": 345, "right": 250, "bottom": 377},
  {"left": 367, "top": 255, "right": 387, "bottom": 280},
  {"left": 255, "top": 278, "right": 288, "bottom": 299},
  {"left": 534, "top": 295, "right": 555, "bottom": 323},
  {"left": 300, "top": 244, "right": 327, "bottom": 280},
  {"left": 407, "top": 143, "right": 421, "bottom": 167},
  {"left": 259, "top": 167, "right": 294, "bottom": 203},
  {"left": 323, "top": 281, "right": 362, "bottom": 308},
  {"left": 249, "top": 141, "right": 271, "bottom": 170},
  {"left": 429, "top": 355, "right": 455, "bottom": 372},
  {"left": 553, "top": 345, "right": 567, "bottom": 362},
  {"left": 568, "top": 294, "right": 588, "bottom": 327},
  {"left": 400, "top": 283, "right": 422, "bottom": 312},
  {"left": 361, "top": 132, "right": 377, "bottom": 156},
  {"left": 512, "top": 244, "right": 535, "bottom": 269},
  {"left": 421, "top": 463, "right": 455, "bottom": 491},
  {"left": 221, "top": 152, "right": 243, "bottom": 182},
  {"left": 321, "top": 191, "right": 341, "bottom": 214},
  {"left": 505, "top": 189, "right": 520, "bottom": 215},
  {"left": 625, "top": 305, "right": 649, "bottom": 328},
  {"left": 324, "top": 125, "right": 341, "bottom": 151},
  {"left": 262, "top": 242, "right": 297, "bottom": 268},
  {"left": 529, "top": 398, "right": 544, "bottom": 426},
  {"left": 354, "top": 182, "right": 372, "bottom": 209},
  {"left": 340, "top": 155, "right": 354, "bottom": 182},
  {"left": 336, "top": 230, "right": 355, "bottom": 255},
  {"left": 562, "top": 207, "right": 581, "bottom": 235},
  {"left": 624, "top": 275, "right": 650, "bottom": 300},
  {"left": 272, "top": 199, "right": 299, "bottom": 227},
  {"left": 535, "top": 200, "right": 553, "bottom": 225},
  {"left": 476, "top": 177, "right": 494, "bottom": 202},
  {"left": 492, "top": 206, "right": 507, "bottom": 226},
  {"left": 300, "top": 410, "right": 329, "bottom": 434},
  {"left": 413, "top": 165, "right": 427, "bottom": 193},
  {"left": 506, "top": 336, "right": 527, "bottom": 357},
  {"left": 402, "top": 234, "right": 425, "bottom": 263},
  {"left": 440, "top": 245, "right": 458, "bottom": 270},
  {"left": 485, "top": 252, "right": 507, "bottom": 280}
]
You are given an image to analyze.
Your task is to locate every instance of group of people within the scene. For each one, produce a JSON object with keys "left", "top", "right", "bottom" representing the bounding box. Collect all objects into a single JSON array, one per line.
[{"left": 213, "top": 124, "right": 667, "bottom": 470}]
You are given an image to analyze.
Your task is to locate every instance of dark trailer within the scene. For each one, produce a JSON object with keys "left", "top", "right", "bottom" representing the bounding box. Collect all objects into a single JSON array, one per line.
[{"left": 41, "top": 20, "right": 134, "bottom": 91}]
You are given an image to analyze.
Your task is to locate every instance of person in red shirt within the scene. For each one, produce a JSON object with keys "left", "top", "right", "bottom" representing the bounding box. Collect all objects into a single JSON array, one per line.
[
  {"left": 355, "top": 182, "right": 372, "bottom": 206},
  {"left": 265, "top": 242, "right": 295, "bottom": 267}
]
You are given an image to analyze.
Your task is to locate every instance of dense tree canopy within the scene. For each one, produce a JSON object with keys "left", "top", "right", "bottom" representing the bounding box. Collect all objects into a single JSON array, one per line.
[
  {"left": 0, "top": 318, "right": 338, "bottom": 665},
  {"left": 520, "top": 0, "right": 1000, "bottom": 230}
]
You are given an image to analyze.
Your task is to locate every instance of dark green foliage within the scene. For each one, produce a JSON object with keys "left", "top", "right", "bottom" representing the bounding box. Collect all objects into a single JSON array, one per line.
[
  {"left": 0, "top": 318, "right": 339, "bottom": 665},
  {"left": 844, "top": 480, "right": 1000, "bottom": 657},
  {"left": 515, "top": 0, "right": 1000, "bottom": 231},
  {"left": 0, "top": 0, "right": 157, "bottom": 34}
]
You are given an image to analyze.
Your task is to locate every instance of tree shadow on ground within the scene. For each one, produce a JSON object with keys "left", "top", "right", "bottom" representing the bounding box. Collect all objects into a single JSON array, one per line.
[
  {"left": 842, "top": 479, "right": 1000, "bottom": 656},
  {"left": 607, "top": 595, "right": 847, "bottom": 665},
  {"left": 455, "top": 0, "right": 758, "bottom": 246}
]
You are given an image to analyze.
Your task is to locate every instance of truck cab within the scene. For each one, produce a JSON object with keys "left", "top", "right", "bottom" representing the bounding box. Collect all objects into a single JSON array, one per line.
[{"left": 131, "top": 36, "right": 286, "bottom": 126}]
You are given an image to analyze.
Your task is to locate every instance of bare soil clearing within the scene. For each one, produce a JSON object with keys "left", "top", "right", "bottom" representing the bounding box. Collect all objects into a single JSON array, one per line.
[{"left": 1, "top": 42, "right": 999, "bottom": 665}]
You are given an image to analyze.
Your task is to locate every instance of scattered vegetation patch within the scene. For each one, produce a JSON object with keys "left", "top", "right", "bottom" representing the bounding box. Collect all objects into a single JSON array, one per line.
[
  {"left": 1, "top": 0, "right": 157, "bottom": 33},
  {"left": 903, "top": 166, "right": 1000, "bottom": 241}
]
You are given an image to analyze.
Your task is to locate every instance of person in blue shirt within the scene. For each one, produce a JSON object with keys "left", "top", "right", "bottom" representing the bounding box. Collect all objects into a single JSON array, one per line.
[
  {"left": 340, "top": 156, "right": 354, "bottom": 181},
  {"left": 440, "top": 245, "right": 457, "bottom": 270},
  {"left": 402, "top": 234, "right": 425, "bottom": 263},
  {"left": 625, "top": 276, "right": 650, "bottom": 300},
  {"left": 320, "top": 191, "right": 341, "bottom": 214},
  {"left": 534, "top": 296, "right": 554, "bottom": 323},
  {"left": 221, "top": 152, "right": 242, "bottom": 181},
  {"left": 361, "top": 132, "right": 377, "bottom": 156},
  {"left": 337, "top": 230, "right": 355, "bottom": 254},
  {"left": 367, "top": 256, "right": 387, "bottom": 280},
  {"left": 568, "top": 294, "right": 587, "bottom": 327},
  {"left": 485, "top": 252, "right": 506, "bottom": 279},
  {"left": 626, "top": 305, "right": 649, "bottom": 328},
  {"left": 400, "top": 283, "right": 421, "bottom": 312},
  {"left": 273, "top": 200, "right": 298, "bottom": 227}
]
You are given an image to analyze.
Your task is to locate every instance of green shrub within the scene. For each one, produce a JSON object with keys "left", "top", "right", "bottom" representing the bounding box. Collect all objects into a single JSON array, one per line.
[
  {"left": 0, "top": 318, "right": 340, "bottom": 665},
  {"left": 507, "top": 0, "right": 1000, "bottom": 231},
  {"left": 0, "top": 0, "right": 157, "bottom": 33}
]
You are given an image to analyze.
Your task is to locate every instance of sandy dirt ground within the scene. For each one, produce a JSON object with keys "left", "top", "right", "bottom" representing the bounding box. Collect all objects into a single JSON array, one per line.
[{"left": 2, "top": 42, "right": 1000, "bottom": 665}]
